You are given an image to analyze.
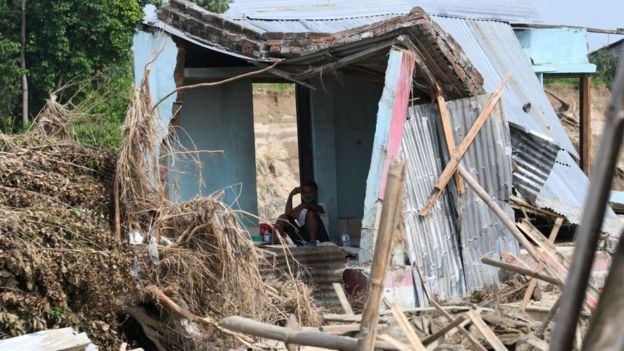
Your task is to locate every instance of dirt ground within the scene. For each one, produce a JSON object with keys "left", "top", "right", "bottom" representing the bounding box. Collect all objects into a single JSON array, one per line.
[
  {"left": 545, "top": 83, "right": 624, "bottom": 190},
  {"left": 253, "top": 87, "right": 300, "bottom": 221}
]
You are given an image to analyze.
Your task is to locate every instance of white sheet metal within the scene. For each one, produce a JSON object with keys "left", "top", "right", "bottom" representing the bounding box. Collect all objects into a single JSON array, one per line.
[{"left": 226, "top": 0, "right": 541, "bottom": 26}]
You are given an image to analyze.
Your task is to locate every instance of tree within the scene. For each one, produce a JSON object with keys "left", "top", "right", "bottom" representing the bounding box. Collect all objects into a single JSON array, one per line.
[
  {"left": 20, "top": 0, "right": 27, "bottom": 127},
  {"left": 589, "top": 49, "right": 619, "bottom": 88},
  {"left": 0, "top": 0, "right": 144, "bottom": 128},
  {"left": 191, "top": 0, "right": 231, "bottom": 13}
]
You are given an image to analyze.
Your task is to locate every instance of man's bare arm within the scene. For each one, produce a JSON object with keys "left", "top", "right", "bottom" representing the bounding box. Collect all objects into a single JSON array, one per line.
[{"left": 285, "top": 187, "right": 300, "bottom": 216}]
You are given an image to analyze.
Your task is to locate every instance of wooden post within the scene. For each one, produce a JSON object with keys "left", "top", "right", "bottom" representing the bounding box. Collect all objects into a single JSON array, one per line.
[
  {"left": 358, "top": 161, "right": 406, "bottom": 351},
  {"left": 466, "top": 310, "right": 507, "bottom": 351},
  {"left": 436, "top": 92, "right": 465, "bottom": 195},
  {"left": 521, "top": 217, "right": 564, "bottom": 309},
  {"left": 580, "top": 75, "right": 592, "bottom": 176},
  {"left": 480, "top": 257, "right": 562, "bottom": 286},
  {"left": 457, "top": 165, "right": 600, "bottom": 308},
  {"left": 419, "top": 75, "right": 508, "bottom": 216}
]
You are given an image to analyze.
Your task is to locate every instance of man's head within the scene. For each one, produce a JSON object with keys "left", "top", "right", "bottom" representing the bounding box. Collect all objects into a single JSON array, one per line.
[{"left": 301, "top": 181, "right": 318, "bottom": 204}]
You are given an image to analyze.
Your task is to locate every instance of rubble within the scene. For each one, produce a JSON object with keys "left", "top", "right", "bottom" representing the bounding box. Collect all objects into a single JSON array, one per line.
[{"left": 0, "top": 75, "right": 318, "bottom": 350}]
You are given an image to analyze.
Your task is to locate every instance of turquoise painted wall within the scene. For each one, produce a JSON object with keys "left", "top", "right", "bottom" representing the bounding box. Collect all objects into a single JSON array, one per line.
[
  {"left": 309, "top": 75, "right": 382, "bottom": 239},
  {"left": 515, "top": 28, "right": 596, "bottom": 74},
  {"left": 171, "top": 80, "right": 258, "bottom": 225}
]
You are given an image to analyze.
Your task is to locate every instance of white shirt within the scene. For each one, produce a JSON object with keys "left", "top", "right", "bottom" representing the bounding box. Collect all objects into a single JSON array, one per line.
[{"left": 297, "top": 203, "right": 329, "bottom": 233}]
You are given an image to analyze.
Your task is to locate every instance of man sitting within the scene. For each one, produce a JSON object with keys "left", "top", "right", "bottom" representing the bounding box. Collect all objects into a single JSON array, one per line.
[{"left": 274, "top": 181, "right": 329, "bottom": 246}]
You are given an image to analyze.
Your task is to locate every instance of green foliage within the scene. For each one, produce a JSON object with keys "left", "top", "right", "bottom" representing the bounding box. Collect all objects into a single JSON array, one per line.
[
  {"left": 71, "top": 64, "right": 135, "bottom": 150},
  {"left": 0, "top": 0, "right": 143, "bottom": 128},
  {"left": 0, "top": 39, "right": 22, "bottom": 130},
  {"left": 590, "top": 50, "right": 619, "bottom": 88},
  {"left": 253, "top": 83, "right": 296, "bottom": 92},
  {"left": 191, "top": 0, "right": 231, "bottom": 13}
]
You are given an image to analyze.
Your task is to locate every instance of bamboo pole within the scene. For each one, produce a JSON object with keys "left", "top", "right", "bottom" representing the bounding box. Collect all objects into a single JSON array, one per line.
[
  {"left": 521, "top": 217, "right": 564, "bottom": 309},
  {"left": 480, "top": 257, "right": 561, "bottom": 286},
  {"left": 220, "top": 316, "right": 400, "bottom": 351},
  {"left": 358, "top": 161, "right": 406, "bottom": 351}
]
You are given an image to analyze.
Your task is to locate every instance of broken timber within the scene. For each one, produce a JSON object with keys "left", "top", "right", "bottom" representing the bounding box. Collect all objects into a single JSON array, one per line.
[
  {"left": 358, "top": 161, "right": 406, "bottom": 351},
  {"left": 456, "top": 165, "right": 600, "bottom": 309},
  {"left": 436, "top": 91, "right": 465, "bottom": 195},
  {"left": 419, "top": 75, "right": 509, "bottom": 216},
  {"left": 480, "top": 256, "right": 562, "bottom": 286},
  {"left": 220, "top": 316, "right": 399, "bottom": 351},
  {"left": 521, "top": 217, "right": 564, "bottom": 310}
]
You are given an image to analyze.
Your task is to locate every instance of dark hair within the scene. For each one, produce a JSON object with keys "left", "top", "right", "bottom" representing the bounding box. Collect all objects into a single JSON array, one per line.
[{"left": 301, "top": 180, "right": 318, "bottom": 191}]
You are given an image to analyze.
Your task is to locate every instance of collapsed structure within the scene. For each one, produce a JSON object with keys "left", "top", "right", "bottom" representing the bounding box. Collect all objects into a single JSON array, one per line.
[{"left": 133, "top": 0, "right": 621, "bottom": 308}]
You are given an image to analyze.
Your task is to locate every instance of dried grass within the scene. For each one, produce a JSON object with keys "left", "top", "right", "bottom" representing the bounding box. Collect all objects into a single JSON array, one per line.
[{"left": 0, "top": 67, "right": 319, "bottom": 350}]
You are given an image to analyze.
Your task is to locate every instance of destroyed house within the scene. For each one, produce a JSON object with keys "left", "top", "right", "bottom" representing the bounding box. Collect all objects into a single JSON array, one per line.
[{"left": 133, "top": 0, "right": 620, "bottom": 307}]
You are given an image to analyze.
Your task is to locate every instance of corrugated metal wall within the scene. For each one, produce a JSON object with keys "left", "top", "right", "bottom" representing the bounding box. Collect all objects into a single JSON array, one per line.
[
  {"left": 402, "top": 94, "right": 519, "bottom": 304},
  {"left": 401, "top": 104, "right": 466, "bottom": 304}
]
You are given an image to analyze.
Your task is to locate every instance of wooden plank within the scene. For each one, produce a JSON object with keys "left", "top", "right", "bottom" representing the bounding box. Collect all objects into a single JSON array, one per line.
[
  {"left": 517, "top": 220, "right": 570, "bottom": 266},
  {"left": 413, "top": 265, "right": 487, "bottom": 351},
  {"left": 321, "top": 324, "right": 361, "bottom": 335},
  {"left": 481, "top": 256, "right": 562, "bottom": 286},
  {"left": 458, "top": 165, "right": 600, "bottom": 309},
  {"left": 384, "top": 299, "right": 427, "bottom": 351},
  {"left": 421, "top": 315, "right": 467, "bottom": 346},
  {"left": 436, "top": 93, "right": 465, "bottom": 195},
  {"left": 521, "top": 217, "right": 564, "bottom": 310},
  {"left": 323, "top": 306, "right": 472, "bottom": 322},
  {"left": 419, "top": 75, "right": 508, "bottom": 216},
  {"left": 358, "top": 161, "right": 406, "bottom": 351},
  {"left": 378, "top": 334, "right": 410, "bottom": 351},
  {"left": 580, "top": 75, "right": 592, "bottom": 176},
  {"left": 333, "top": 283, "right": 354, "bottom": 315},
  {"left": 466, "top": 310, "right": 507, "bottom": 351}
]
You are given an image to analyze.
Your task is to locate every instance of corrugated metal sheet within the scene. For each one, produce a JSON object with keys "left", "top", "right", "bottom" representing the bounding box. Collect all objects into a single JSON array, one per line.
[
  {"left": 404, "top": 94, "right": 518, "bottom": 301},
  {"left": 437, "top": 94, "right": 519, "bottom": 293},
  {"left": 432, "top": 17, "right": 577, "bottom": 157},
  {"left": 260, "top": 245, "right": 347, "bottom": 312},
  {"left": 401, "top": 104, "right": 466, "bottom": 304},
  {"left": 431, "top": 18, "right": 623, "bottom": 236},
  {"left": 225, "top": 0, "right": 541, "bottom": 31},
  {"left": 510, "top": 125, "right": 559, "bottom": 203}
]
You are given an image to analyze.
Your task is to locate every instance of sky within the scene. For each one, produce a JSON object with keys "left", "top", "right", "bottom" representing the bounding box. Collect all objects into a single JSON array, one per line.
[{"left": 531, "top": 0, "right": 624, "bottom": 51}]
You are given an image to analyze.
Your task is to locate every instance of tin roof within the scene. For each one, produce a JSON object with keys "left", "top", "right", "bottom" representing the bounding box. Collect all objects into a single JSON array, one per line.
[{"left": 225, "top": 0, "right": 541, "bottom": 33}]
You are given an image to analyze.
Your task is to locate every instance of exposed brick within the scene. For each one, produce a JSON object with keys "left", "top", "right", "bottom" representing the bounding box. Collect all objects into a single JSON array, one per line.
[
  {"left": 225, "top": 32, "right": 241, "bottom": 42},
  {"left": 263, "top": 32, "right": 286, "bottom": 40},
  {"left": 269, "top": 45, "right": 281, "bottom": 54},
  {"left": 266, "top": 39, "right": 282, "bottom": 46}
]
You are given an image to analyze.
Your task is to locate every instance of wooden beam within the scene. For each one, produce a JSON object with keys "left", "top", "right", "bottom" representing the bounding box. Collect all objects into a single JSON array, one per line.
[
  {"left": 384, "top": 299, "right": 427, "bottom": 351},
  {"left": 466, "top": 310, "right": 507, "bottom": 351},
  {"left": 521, "top": 217, "right": 564, "bottom": 310},
  {"left": 296, "top": 85, "right": 314, "bottom": 183},
  {"left": 419, "top": 76, "right": 508, "bottom": 216},
  {"left": 358, "top": 161, "right": 406, "bottom": 351},
  {"left": 378, "top": 334, "right": 410, "bottom": 351},
  {"left": 321, "top": 324, "right": 362, "bottom": 335},
  {"left": 413, "top": 265, "right": 487, "bottom": 351},
  {"left": 295, "top": 42, "right": 393, "bottom": 81},
  {"left": 480, "top": 257, "right": 562, "bottom": 286},
  {"left": 333, "top": 283, "right": 354, "bottom": 315},
  {"left": 421, "top": 315, "right": 467, "bottom": 346},
  {"left": 220, "top": 316, "right": 358, "bottom": 351},
  {"left": 580, "top": 75, "right": 592, "bottom": 176},
  {"left": 436, "top": 92, "right": 465, "bottom": 195}
]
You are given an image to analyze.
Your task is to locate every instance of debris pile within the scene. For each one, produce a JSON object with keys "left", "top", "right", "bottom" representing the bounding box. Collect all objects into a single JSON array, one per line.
[{"left": 0, "top": 76, "right": 319, "bottom": 350}]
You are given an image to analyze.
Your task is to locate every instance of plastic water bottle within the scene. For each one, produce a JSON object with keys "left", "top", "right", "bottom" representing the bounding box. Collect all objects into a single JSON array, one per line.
[
  {"left": 341, "top": 230, "right": 351, "bottom": 247},
  {"left": 263, "top": 229, "right": 271, "bottom": 244}
]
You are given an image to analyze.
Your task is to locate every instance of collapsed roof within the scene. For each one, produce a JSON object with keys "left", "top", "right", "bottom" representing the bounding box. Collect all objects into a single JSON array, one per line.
[{"left": 158, "top": 0, "right": 483, "bottom": 98}]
